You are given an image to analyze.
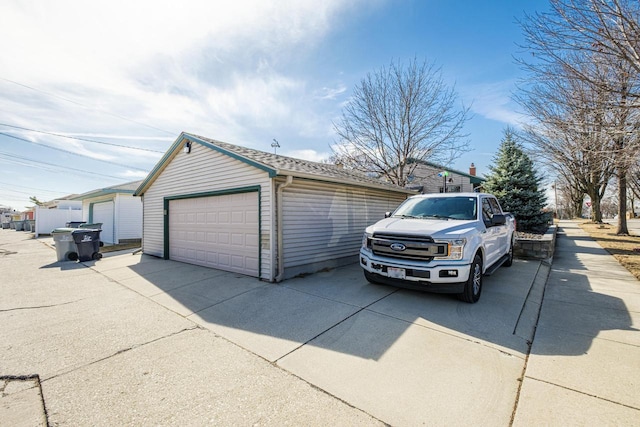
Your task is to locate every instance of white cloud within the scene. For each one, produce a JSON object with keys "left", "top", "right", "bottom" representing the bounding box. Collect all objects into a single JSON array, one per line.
[
  {"left": 121, "top": 170, "right": 150, "bottom": 178},
  {"left": 462, "top": 81, "right": 527, "bottom": 126},
  {"left": 284, "top": 149, "right": 331, "bottom": 163},
  {"left": 315, "top": 84, "right": 348, "bottom": 100},
  {"left": 0, "top": 0, "right": 358, "bottom": 152}
]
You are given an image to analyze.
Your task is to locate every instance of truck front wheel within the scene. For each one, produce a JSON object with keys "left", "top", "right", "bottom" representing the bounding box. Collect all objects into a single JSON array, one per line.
[
  {"left": 364, "top": 270, "right": 381, "bottom": 284},
  {"left": 459, "top": 255, "right": 483, "bottom": 303}
]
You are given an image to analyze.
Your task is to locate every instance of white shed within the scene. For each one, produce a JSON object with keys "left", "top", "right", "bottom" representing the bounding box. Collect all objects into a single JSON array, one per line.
[
  {"left": 134, "top": 133, "right": 413, "bottom": 282},
  {"left": 72, "top": 180, "right": 143, "bottom": 245}
]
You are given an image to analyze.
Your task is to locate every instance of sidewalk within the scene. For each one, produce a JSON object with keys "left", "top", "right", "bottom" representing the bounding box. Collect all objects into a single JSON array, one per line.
[{"left": 514, "top": 220, "right": 640, "bottom": 425}]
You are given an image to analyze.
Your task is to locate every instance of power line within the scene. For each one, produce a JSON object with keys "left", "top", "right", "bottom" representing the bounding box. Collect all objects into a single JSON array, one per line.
[
  {"left": 0, "top": 151, "right": 126, "bottom": 180},
  {"left": 0, "top": 123, "right": 166, "bottom": 153},
  {"left": 0, "top": 77, "right": 176, "bottom": 136},
  {"left": 0, "top": 181, "right": 65, "bottom": 195},
  {"left": 0, "top": 132, "right": 149, "bottom": 172},
  {"left": 0, "top": 187, "right": 58, "bottom": 197}
]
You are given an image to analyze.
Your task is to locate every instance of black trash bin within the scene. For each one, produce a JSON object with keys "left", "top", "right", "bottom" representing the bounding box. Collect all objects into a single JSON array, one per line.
[{"left": 71, "top": 229, "right": 103, "bottom": 261}]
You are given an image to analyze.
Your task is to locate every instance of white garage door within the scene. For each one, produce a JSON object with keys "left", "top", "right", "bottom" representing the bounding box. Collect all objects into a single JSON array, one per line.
[
  {"left": 93, "top": 201, "right": 115, "bottom": 244},
  {"left": 168, "top": 192, "right": 259, "bottom": 277}
]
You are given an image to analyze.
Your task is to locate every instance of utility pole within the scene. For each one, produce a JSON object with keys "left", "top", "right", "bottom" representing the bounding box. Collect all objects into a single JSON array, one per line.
[{"left": 271, "top": 139, "right": 280, "bottom": 154}]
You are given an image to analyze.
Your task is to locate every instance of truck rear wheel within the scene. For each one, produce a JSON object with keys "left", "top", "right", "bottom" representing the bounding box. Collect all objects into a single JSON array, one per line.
[
  {"left": 504, "top": 237, "right": 514, "bottom": 267},
  {"left": 459, "top": 255, "right": 482, "bottom": 303}
]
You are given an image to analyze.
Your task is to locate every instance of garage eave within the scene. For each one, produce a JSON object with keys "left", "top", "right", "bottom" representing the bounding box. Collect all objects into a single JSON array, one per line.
[
  {"left": 134, "top": 133, "right": 278, "bottom": 197},
  {"left": 275, "top": 170, "right": 417, "bottom": 195}
]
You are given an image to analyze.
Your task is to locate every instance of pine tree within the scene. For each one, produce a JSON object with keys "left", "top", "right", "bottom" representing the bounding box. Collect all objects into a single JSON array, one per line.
[{"left": 484, "top": 128, "right": 548, "bottom": 232}]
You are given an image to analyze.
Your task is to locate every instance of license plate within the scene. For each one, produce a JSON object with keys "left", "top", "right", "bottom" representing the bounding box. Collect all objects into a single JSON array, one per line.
[{"left": 387, "top": 267, "right": 406, "bottom": 279}]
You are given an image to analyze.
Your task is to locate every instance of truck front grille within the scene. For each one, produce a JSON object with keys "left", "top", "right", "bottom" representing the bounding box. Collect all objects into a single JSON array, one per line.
[{"left": 371, "top": 233, "right": 448, "bottom": 261}]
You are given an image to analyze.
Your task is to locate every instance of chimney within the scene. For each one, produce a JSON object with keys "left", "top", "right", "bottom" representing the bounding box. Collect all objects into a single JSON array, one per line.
[{"left": 469, "top": 163, "right": 476, "bottom": 176}]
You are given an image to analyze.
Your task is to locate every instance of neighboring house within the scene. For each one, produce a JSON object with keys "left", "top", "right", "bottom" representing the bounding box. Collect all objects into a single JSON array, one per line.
[
  {"left": 403, "top": 160, "right": 484, "bottom": 193},
  {"left": 134, "top": 133, "right": 414, "bottom": 282},
  {"left": 71, "top": 181, "right": 143, "bottom": 245}
]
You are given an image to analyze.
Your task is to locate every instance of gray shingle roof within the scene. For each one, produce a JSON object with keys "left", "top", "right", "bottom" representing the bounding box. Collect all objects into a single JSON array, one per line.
[{"left": 186, "top": 133, "right": 414, "bottom": 193}]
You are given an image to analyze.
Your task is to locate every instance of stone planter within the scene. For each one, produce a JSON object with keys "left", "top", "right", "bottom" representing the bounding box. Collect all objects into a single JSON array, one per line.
[{"left": 514, "top": 225, "right": 557, "bottom": 260}]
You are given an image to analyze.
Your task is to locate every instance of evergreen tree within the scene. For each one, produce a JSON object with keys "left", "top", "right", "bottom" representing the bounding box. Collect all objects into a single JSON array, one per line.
[{"left": 484, "top": 128, "right": 548, "bottom": 232}]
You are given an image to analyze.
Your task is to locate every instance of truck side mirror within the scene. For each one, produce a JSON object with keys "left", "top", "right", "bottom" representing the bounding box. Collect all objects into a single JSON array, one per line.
[
  {"left": 384, "top": 211, "right": 392, "bottom": 218},
  {"left": 491, "top": 214, "right": 506, "bottom": 226}
]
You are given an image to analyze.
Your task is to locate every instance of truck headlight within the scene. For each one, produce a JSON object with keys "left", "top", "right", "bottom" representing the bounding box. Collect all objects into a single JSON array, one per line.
[
  {"left": 435, "top": 238, "right": 466, "bottom": 260},
  {"left": 362, "top": 232, "right": 373, "bottom": 250}
]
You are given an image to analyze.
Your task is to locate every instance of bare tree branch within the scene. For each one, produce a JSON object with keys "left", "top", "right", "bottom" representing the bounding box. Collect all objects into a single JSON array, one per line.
[{"left": 331, "top": 58, "right": 470, "bottom": 186}]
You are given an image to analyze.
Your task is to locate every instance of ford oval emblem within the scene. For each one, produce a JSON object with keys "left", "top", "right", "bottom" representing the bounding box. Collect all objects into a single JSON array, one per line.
[{"left": 390, "top": 243, "right": 406, "bottom": 251}]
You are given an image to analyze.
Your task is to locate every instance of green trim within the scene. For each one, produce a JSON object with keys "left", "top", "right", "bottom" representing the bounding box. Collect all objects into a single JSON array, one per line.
[
  {"left": 163, "top": 186, "right": 262, "bottom": 278},
  {"left": 72, "top": 189, "right": 135, "bottom": 201},
  {"left": 135, "top": 133, "right": 277, "bottom": 196},
  {"left": 88, "top": 199, "right": 114, "bottom": 223},
  {"left": 185, "top": 134, "right": 277, "bottom": 178}
]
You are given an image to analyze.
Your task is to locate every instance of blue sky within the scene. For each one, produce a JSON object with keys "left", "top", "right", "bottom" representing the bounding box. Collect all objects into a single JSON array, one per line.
[{"left": 0, "top": 0, "right": 550, "bottom": 210}]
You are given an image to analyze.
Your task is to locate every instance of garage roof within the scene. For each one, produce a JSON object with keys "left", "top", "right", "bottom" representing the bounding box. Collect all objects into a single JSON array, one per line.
[
  {"left": 72, "top": 180, "right": 143, "bottom": 200},
  {"left": 134, "top": 133, "right": 415, "bottom": 196}
]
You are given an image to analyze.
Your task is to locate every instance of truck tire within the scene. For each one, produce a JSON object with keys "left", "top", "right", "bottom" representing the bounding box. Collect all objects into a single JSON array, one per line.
[
  {"left": 504, "top": 236, "right": 514, "bottom": 267},
  {"left": 459, "top": 254, "right": 482, "bottom": 303}
]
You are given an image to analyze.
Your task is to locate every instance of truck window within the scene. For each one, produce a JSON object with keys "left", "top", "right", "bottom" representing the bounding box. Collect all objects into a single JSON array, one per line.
[
  {"left": 481, "top": 198, "right": 493, "bottom": 222},
  {"left": 488, "top": 197, "right": 502, "bottom": 214}
]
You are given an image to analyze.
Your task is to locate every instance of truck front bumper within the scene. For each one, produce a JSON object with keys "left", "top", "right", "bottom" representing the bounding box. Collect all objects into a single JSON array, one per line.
[{"left": 360, "top": 250, "right": 471, "bottom": 294}]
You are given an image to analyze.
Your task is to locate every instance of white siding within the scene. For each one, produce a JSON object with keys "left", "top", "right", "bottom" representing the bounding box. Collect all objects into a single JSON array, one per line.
[
  {"left": 142, "top": 142, "right": 273, "bottom": 281},
  {"left": 281, "top": 179, "right": 407, "bottom": 275},
  {"left": 115, "top": 194, "right": 142, "bottom": 240}
]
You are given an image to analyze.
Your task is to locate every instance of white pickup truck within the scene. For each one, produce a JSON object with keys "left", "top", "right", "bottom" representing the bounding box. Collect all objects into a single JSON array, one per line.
[{"left": 360, "top": 192, "right": 516, "bottom": 303}]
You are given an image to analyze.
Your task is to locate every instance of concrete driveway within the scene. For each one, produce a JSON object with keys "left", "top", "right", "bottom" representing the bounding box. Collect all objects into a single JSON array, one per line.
[
  {"left": 1, "top": 229, "right": 552, "bottom": 426},
  {"left": 122, "top": 257, "right": 545, "bottom": 425}
]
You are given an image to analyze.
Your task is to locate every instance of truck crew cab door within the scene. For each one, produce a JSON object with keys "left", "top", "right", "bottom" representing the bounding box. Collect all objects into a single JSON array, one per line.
[{"left": 481, "top": 196, "right": 507, "bottom": 267}]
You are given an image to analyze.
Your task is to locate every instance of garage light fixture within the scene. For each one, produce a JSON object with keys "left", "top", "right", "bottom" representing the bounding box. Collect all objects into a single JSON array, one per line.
[{"left": 184, "top": 141, "right": 191, "bottom": 153}]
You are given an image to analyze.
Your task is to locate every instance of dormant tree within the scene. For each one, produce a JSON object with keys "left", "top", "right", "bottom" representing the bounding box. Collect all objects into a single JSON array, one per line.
[
  {"left": 518, "top": 0, "right": 640, "bottom": 232},
  {"left": 517, "top": 59, "right": 617, "bottom": 223},
  {"left": 331, "top": 58, "right": 470, "bottom": 186}
]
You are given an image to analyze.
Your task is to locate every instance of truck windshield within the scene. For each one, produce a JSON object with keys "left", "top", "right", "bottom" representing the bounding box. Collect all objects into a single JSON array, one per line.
[{"left": 392, "top": 197, "right": 477, "bottom": 220}]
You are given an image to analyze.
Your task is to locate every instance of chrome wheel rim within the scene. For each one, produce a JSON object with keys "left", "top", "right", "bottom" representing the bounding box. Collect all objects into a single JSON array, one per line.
[{"left": 472, "top": 263, "right": 481, "bottom": 295}]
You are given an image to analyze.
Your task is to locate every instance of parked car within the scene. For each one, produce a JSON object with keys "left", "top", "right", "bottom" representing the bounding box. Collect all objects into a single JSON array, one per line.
[{"left": 360, "top": 192, "right": 516, "bottom": 303}]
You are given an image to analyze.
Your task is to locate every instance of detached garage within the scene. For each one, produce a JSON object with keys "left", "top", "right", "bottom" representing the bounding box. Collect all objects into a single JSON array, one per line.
[
  {"left": 72, "top": 180, "right": 143, "bottom": 245},
  {"left": 134, "top": 133, "right": 413, "bottom": 282}
]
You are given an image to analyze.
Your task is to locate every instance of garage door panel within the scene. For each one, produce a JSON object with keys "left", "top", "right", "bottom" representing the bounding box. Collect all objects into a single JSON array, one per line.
[
  {"left": 93, "top": 201, "right": 114, "bottom": 244},
  {"left": 169, "top": 192, "right": 259, "bottom": 277}
]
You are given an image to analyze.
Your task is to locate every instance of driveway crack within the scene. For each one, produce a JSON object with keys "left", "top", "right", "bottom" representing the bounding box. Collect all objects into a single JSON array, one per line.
[
  {"left": 41, "top": 326, "right": 200, "bottom": 383},
  {"left": 0, "top": 300, "right": 83, "bottom": 313},
  {"left": 274, "top": 289, "right": 400, "bottom": 363}
]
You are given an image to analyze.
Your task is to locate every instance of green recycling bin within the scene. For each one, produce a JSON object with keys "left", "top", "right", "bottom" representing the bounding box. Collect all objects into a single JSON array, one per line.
[{"left": 51, "top": 228, "right": 79, "bottom": 261}]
